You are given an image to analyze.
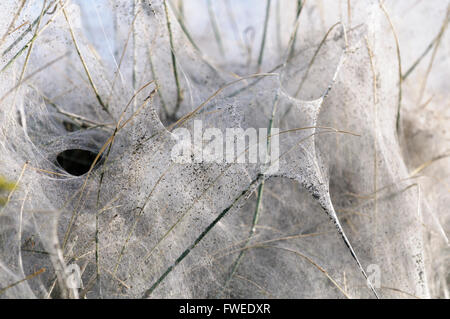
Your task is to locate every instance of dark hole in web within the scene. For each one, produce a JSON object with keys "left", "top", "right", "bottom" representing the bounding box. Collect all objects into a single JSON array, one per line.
[{"left": 56, "top": 149, "right": 101, "bottom": 176}]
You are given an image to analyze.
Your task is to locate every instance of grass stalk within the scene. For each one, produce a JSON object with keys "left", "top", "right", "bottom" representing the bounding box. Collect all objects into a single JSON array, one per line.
[
  {"left": 142, "top": 175, "right": 263, "bottom": 298},
  {"left": 0, "top": 268, "right": 46, "bottom": 296},
  {"left": 257, "top": 0, "right": 272, "bottom": 70},
  {"left": 1, "top": 1, "right": 55, "bottom": 57},
  {"left": 379, "top": 0, "right": 402, "bottom": 133},
  {"left": 0, "top": 0, "right": 28, "bottom": 48},
  {"left": 288, "top": 0, "right": 305, "bottom": 60},
  {"left": 163, "top": 0, "right": 183, "bottom": 119},
  {"left": 221, "top": 93, "right": 280, "bottom": 294},
  {"left": 59, "top": 0, "right": 109, "bottom": 114},
  {"left": 206, "top": 0, "right": 225, "bottom": 57},
  {"left": 416, "top": 5, "right": 449, "bottom": 106}
]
